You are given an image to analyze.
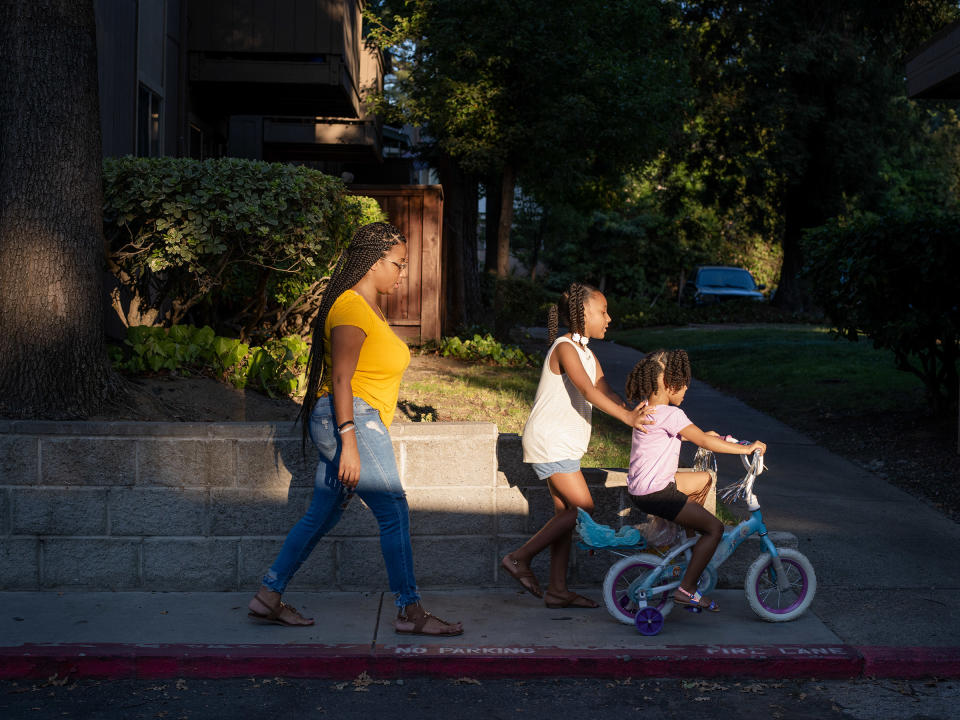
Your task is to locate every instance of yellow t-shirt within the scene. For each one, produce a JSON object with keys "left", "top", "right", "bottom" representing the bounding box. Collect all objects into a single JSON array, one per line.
[{"left": 318, "top": 289, "right": 410, "bottom": 428}]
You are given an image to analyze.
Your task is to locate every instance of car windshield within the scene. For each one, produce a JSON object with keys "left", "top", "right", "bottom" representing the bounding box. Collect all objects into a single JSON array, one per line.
[{"left": 698, "top": 268, "right": 756, "bottom": 290}]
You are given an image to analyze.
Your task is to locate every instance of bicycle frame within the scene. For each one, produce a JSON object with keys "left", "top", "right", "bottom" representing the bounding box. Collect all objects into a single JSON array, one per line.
[{"left": 630, "top": 451, "right": 790, "bottom": 606}]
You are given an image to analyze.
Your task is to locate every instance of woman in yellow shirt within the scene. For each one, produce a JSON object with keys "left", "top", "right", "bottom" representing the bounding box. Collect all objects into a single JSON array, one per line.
[{"left": 248, "top": 222, "right": 463, "bottom": 636}]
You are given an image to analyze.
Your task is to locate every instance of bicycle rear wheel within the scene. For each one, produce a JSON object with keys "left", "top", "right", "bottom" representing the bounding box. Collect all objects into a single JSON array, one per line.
[{"left": 602, "top": 553, "right": 675, "bottom": 625}]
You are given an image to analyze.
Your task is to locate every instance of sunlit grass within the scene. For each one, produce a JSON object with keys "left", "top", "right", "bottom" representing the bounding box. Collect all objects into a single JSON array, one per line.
[
  {"left": 399, "top": 362, "right": 631, "bottom": 468},
  {"left": 400, "top": 364, "right": 538, "bottom": 431}
]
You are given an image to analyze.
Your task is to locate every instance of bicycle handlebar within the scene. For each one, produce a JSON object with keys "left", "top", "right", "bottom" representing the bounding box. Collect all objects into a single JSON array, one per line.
[
  {"left": 740, "top": 450, "right": 764, "bottom": 475},
  {"left": 718, "top": 449, "right": 765, "bottom": 508}
]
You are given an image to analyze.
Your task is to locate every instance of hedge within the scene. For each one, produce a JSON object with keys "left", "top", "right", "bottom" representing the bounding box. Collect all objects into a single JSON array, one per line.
[{"left": 103, "top": 157, "right": 385, "bottom": 342}]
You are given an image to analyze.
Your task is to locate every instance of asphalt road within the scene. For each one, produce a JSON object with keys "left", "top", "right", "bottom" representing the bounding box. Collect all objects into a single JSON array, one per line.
[{"left": 2, "top": 676, "right": 958, "bottom": 720}]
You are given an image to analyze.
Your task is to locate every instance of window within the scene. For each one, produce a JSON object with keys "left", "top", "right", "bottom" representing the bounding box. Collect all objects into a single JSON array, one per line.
[
  {"left": 136, "top": 0, "right": 165, "bottom": 157},
  {"left": 189, "top": 124, "right": 204, "bottom": 160},
  {"left": 137, "top": 84, "right": 162, "bottom": 157},
  {"left": 697, "top": 268, "right": 756, "bottom": 290}
]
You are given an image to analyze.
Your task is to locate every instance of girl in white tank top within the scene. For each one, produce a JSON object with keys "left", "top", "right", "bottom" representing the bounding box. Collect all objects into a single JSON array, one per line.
[{"left": 501, "top": 283, "right": 652, "bottom": 609}]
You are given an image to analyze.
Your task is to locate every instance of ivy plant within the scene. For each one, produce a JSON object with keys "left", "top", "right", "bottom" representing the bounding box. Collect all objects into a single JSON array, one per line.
[{"left": 111, "top": 324, "right": 310, "bottom": 398}]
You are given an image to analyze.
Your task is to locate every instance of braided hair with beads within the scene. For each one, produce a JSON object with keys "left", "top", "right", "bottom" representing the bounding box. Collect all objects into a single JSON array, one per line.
[
  {"left": 624, "top": 349, "right": 691, "bottom": 405},
  {"left": 546, "top": 282, "right": 598, "bottom": 344},
  {"left": 297, "top": 222, "right": 406, "bottom": 445}
]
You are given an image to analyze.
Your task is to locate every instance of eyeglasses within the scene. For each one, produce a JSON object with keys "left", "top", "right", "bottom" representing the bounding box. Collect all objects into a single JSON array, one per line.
[{"left": 385, "top": 259, "right": 407, "bottom": 271}]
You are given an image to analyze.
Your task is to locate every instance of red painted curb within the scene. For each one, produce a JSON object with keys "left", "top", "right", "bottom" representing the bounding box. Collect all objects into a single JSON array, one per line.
[
  {"left": 858, "top": 646, "right": 960, "bottom": 679},
  {"left": 0, "top": 643, "right": 375, "bottom": 680},
  {"left": 381, "top": 644, "right": 863, "bottom": 679},
  {"left": 0, "top": 643, "right": 867, "bottom": 680}
]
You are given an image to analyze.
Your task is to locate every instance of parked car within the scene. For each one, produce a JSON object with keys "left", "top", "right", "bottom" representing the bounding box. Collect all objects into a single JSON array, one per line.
[{"left": 687, "top": 265, "right": 765, "bottom": 304}]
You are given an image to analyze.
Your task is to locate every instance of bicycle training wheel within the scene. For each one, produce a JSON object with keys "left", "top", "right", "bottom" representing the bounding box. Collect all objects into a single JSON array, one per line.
[
  {"left": 744, "top": 548, "right": 817, "bottom": 622},
  {"left": 634, "top": 607, "right": 664, "bottom": 636},
  {"left": 602, "top": 553, "right": 675, "bottom": 625}
]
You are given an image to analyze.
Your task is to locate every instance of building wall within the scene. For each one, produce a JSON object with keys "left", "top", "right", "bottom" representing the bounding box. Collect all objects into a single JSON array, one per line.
[
  {"left": 95, "top": 0, "right": 394, "bottom": 172},
  {"left": 95, "top": 0, "right": 139, "bottom": 157},
  {"left": 95, "top": 0, "right": 187, "bottom": 158}
]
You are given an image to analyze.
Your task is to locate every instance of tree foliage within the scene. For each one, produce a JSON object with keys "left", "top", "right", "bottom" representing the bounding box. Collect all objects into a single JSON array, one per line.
[
  {"left": 103, "top": 157, "right": 384, "bottom": 342},
  {"left": 678, "top": 0, "right": 960, "bottom": 310},
  {"left": 366, "top": 0, "right": 690, "bottom": 273},
  {"left": 803, "top": 211, "right": 960, "bottom": 414}
]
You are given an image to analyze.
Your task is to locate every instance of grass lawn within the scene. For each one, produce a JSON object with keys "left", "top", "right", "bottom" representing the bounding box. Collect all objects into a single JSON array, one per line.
[
  {"left": 403, "top": 325, "right": 934, "bottom": 471},
  {"left": 399, "top": 357, "right": 633, "bottom": 469},
  {"left": 401, "top": 324, "right": 958, "bottom": 522},
  {"left": 607, "top": 324, "right": 960, "bottom": 522},
  {"left": 608, "top": 324, "right": 930, "bottom": 418}
]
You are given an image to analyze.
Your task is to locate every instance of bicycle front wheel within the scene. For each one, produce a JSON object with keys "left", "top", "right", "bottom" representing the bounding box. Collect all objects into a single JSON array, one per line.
[
  {"left": 602, "top": 553, "right": 675, "bottom": 625},
  {"left": 745, "top": 548, "right": 817, "bottom": 622}
]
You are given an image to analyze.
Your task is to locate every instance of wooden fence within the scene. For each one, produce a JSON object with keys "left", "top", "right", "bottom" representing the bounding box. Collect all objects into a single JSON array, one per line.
[{"left": 349, "top": 185, "right": 444, "bottom": 343}]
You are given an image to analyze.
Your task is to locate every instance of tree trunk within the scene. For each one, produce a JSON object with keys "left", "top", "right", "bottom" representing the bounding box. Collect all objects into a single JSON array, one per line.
[
  {"left": 435, "top": 153, "right": 481, "bottom": 333},
  {"left": 529, "top": 210, "right": 545, "bottom": 282},
  {"left": 482, "top": 173, "right": 500, "bottom": 274},
  {"left": 0, "top": 0, "right": 117, "bottom": 417},
  {"left": 775, "top": 167, "right": 832, "bottom": 313},
  {"left": 496, "top": 163, "right": 515, "bottom": 278},
  {"left": 772, "top": 207, "right": 806, "bottom": 313}
]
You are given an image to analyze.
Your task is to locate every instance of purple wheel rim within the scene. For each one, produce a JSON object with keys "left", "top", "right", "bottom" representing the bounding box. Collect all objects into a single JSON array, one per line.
[
  {"left": 635, "top": 607, "right": 663, "bottom": 636},
  {"left": 607, "top": 561, "right": 659, "bottom": 619},
  {"left": 753, "top": 557, "right": 809, "bottom": 614}
]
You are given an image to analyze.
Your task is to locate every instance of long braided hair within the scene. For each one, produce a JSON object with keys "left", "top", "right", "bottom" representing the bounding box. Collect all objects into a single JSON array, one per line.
[
  {"left": 298, "top": 222, "right": 406, "bottom": 445},
  {"left": 625, "top": 349, "right": 691, "bottom": 404},
  {"left": 546, "top": 282, "right": 597, "bottom": 344}
]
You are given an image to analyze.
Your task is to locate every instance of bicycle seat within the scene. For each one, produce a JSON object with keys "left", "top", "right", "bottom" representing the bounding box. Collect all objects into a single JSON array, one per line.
[{"left": 575, "top": 508, "right": 645, "bottom": 549}]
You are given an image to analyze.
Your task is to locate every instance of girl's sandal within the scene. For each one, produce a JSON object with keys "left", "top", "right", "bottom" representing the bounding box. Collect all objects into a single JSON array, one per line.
[
  {"left": 394, "top": 605, "right": 464, "bottom": 637},
  {"left": 543, "top": 590, "right": 599, "bottom": 609},
  {"left": 248, "top": 591, "right": 315, "bottom": 627},
  {"left": 500, "top": 555, "right": 543, "bottom": 598},
  {"left": 673, "top": 586, "right": 720, "bottom": 613}
]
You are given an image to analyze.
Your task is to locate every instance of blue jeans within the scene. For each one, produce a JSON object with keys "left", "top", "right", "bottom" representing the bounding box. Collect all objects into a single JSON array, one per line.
[{"left": 262, "top": 395, "right": 420, "bottom": 608}]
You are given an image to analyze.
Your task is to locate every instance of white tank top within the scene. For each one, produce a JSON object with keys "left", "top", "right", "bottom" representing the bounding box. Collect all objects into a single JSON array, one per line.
[{"left": 521, "top": 336, "right": 597, "bottom": 463}]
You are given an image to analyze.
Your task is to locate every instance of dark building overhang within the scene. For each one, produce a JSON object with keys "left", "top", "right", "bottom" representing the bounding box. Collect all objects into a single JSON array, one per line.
[{"left": 906, "top": 20, "right": 960, "bottom": 98}]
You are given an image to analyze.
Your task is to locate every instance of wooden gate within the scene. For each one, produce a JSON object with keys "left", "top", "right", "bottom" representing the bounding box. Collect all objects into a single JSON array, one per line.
[{"left": 348, "top": 185, "right": 444, "bottom": 343}]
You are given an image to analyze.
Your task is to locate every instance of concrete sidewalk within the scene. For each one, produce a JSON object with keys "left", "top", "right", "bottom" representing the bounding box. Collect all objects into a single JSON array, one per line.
[
  {"left": 5, "top": 588, "right": 955, "bottom": 680},
  {"left": 2, "top": 336, "right": 958, "bottom": 680}
]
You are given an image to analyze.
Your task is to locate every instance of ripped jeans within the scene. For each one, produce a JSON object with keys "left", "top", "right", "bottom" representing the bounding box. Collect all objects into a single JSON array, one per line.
[{"left": 261, "top": 395, "right": 420, "bottom": 608}]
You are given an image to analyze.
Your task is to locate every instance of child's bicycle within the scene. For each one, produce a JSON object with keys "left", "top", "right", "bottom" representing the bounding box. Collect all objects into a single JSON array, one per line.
[{"left": 575, "top": 448, "right": 816, "bottom": 636}]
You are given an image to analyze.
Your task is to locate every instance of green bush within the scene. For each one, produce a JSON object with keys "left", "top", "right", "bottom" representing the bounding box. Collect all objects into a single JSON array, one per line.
[
  {"left": 111, "top": 324, "right": 310, "bottom": 398},
  {"left": 437, "top": 333, "right": 539, "bottom": 367},
  {"left": 103, "top": 157, "right": 384, "bottom": 342},
  {"left": 802, "top": 210, "right": 959, "bottom": 414}
]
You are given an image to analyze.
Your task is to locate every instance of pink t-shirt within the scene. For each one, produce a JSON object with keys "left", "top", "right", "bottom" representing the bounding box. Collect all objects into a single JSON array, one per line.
[{"left": 627, "top": 405, "right": 693, "bottom": 496}]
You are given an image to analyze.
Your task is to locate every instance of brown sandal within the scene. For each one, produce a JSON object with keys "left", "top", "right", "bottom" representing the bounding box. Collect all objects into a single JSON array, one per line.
[
  {"left": 543, "top": 590, "right": 599, "bottom": 609},
  {"left": 501, "top": 555, "right": 543, "bottom": 598},
  {"left": 394, "top": 605, "right": 463, "bottom": 636},
  {"left": 247, "top": 590, "right": 314, "bottom": 627}
]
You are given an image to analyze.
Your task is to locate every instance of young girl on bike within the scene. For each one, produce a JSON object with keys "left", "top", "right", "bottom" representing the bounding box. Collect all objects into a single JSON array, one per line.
[
  {"left": 624, "top": 349, "right": 766, "bottom": 613},
  {"left": 501, "top": 283, "right": 652, "bottom": 609}
]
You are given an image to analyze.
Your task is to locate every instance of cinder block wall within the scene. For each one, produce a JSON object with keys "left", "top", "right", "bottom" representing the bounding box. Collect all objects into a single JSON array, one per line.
[
  {"left": 0, "top": 421, "right": 634, "bottom": 591},
  {"left": 0, "top": 421, "right": 774, "bottom": 592}
]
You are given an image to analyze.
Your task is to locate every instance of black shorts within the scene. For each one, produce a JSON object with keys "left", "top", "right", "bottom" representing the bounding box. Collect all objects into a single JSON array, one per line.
[{"left": 630, "top": 483, "right": 689, "bottom": 522}]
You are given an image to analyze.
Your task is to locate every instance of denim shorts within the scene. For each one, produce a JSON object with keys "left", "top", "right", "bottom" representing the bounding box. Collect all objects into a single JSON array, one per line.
[{"left": 530, "top": 458, "right": 581, "bottom": 480}]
